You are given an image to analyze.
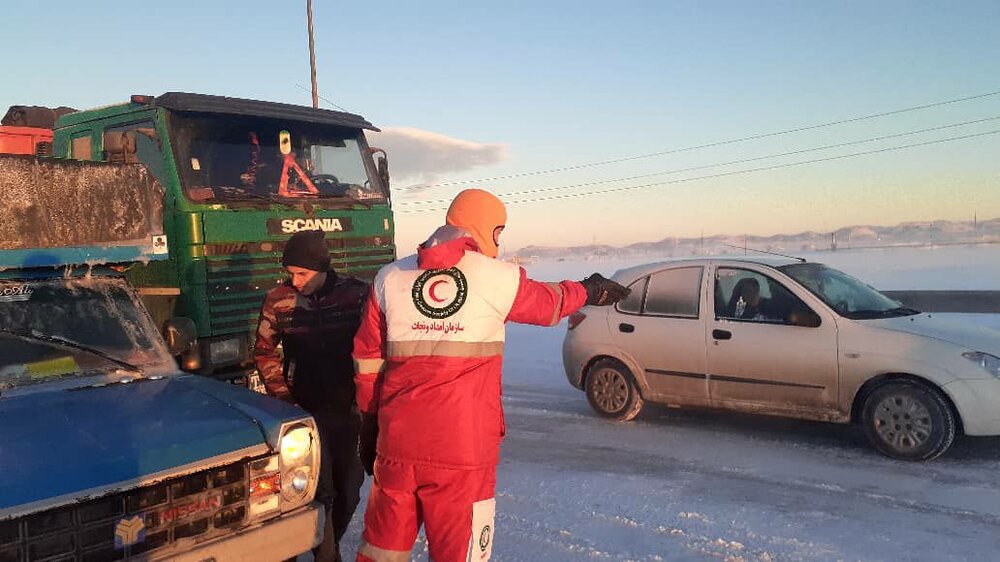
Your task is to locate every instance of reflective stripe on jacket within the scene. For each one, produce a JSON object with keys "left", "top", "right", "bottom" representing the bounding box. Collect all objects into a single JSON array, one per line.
[{"left": 353, "top": 230, "right": 586, "bottom": 469}]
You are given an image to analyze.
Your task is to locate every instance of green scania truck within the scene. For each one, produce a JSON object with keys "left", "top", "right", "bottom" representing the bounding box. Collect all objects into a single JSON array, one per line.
[{"left": 43, "top": 92, "right": 395, "bottom": 379}]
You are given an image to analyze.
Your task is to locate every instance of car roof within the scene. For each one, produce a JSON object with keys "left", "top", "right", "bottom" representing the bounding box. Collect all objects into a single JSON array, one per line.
[{"left": 612, "top": 255, "right": 810, "bottom": 282}]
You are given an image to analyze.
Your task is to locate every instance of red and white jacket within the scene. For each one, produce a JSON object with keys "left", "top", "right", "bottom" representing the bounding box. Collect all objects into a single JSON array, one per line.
[{"left": 353, "top": 227, "right": 587, "bottom": 469}]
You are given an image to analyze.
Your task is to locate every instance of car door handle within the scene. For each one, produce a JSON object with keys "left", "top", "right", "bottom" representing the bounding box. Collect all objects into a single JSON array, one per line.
[
  {"left": 712, "top": 329, "right": 732, "bottom": 340},
  {"left": 618, "top": 323, "right": 635, "bottom": 333}
]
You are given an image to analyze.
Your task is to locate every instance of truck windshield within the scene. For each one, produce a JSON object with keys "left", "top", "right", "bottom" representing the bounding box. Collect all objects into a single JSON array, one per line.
[
  {"left": 778, "top": 263, "right": 919, "bottom": 319},
  {"left": 0, "top": 278, "right": 173, "bottom": 391},
  {"left": 169, "top": 112, "right": 386, "bottom": 204}
]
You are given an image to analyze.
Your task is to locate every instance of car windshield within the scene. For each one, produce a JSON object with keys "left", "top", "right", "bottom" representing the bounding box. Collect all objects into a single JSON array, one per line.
[
  {"left": 778, "top": 263, "right": 919, "bottom": 320},
  {"left": 169, "top": 112, "right": 386, "bottom": 204},
  {"left": 0, "top": 278, "right": 173, "bottom": 392}
]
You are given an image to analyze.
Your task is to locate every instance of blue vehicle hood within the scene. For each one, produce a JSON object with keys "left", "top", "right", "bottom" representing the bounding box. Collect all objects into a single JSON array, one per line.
[{"left": 0, "top": 374, "right": 306, "bottom": 513}]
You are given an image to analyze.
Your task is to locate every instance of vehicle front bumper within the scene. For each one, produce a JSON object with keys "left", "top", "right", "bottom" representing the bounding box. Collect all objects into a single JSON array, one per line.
[
  {"left": 944, "top": 378, "right": 1000, "bottom": 436},
  {"left": 156, "top": 502, "right": 324, "bottom": 562}
]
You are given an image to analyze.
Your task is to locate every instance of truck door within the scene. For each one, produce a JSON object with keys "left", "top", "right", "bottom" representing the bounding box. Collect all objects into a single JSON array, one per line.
[{"left": 707, "top": 266, "right": 839, "bottom": 414}]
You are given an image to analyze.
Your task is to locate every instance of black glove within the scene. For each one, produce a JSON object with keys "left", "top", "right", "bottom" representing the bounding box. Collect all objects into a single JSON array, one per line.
[
  {"left": 580, "top": 273, "right": 630, "bottom": 306},
  {"left": 358, "top": 413, "right": 378, "bottom": 476}
]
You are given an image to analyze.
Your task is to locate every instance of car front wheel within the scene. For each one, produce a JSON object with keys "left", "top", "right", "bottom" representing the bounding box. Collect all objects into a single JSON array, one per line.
[
  {"left": 861, "top": 380, "right": 956, "bottom": 461},
  {"left": 585, "top": 359, "right": 644, "bottom": 421}
]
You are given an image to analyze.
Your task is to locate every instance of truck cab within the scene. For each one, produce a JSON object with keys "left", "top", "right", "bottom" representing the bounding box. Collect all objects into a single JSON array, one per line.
[
  {"left": 50, "top": 93, "right": 396, "bottom": 378},
  {"left": 0, "top": 154, "right": 324, "bottom": 561}
]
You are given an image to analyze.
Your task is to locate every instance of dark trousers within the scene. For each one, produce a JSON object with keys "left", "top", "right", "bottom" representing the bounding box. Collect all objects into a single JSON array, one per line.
[{"left": 311, "top": 411, "right": 364, "bottom": 562}]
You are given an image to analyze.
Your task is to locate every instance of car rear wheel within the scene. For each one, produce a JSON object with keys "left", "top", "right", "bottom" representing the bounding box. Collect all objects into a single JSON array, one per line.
[
  {"left": 861, "top": 380, "right": 955, "bottom": 461},
  {"left": 585, "top": 359, "right": 644, "bottom": 421}
]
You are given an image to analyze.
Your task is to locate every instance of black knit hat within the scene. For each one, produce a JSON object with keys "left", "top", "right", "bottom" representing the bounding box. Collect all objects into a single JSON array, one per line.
[{"left": 282, "top": 230, "right": 330, "bottom": 272}]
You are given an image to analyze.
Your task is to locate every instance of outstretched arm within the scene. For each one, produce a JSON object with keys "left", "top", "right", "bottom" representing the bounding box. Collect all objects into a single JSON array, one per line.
[
  {"left": 506, "top": 269, "right": 630, "bottom": 326},
  {"left": 506, "top": 268, "right": 588, "bottom": 326}
]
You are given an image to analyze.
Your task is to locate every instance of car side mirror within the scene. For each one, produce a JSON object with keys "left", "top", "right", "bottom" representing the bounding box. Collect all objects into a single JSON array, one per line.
[
  {"left": 788, "top": 309, "right": 822, "bottom": 328},
  {"left": 164, "top": 317, "right": 197, "bottom": 355}
]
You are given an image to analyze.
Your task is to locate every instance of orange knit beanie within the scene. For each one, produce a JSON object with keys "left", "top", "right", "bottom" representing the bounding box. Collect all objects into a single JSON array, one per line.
[{"left": 446, "top": 188, "right": 507, "bottom": 258}]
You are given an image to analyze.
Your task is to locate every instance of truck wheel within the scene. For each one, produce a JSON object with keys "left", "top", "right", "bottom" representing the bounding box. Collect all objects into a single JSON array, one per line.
[
  {"left": 585, "top": 359, "right": 644, "bottom": 421},
  {"left": 862, "top": 380, "right": 955, "bottom": 461}
]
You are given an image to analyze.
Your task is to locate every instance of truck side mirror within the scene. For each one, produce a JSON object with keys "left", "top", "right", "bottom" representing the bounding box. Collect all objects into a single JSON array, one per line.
[
  {"left": 378, "top": 154, "right": 390, "bottom": 191},
  {"left": 164, "top": 317, "right": 197, "bottom": 356},
  {"left": 369, "top": 147, "right": 390, "bottom": 191}
]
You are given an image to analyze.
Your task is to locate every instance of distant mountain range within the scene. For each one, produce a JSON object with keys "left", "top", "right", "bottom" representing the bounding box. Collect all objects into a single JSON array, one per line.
[{"left": 514, "top": 217, "right": 1000, "bottom": 259}]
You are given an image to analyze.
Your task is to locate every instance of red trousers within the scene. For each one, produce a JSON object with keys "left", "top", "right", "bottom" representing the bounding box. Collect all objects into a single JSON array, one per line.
[{"left": 356, "top": 458, "right": 496, "bottom": 562}]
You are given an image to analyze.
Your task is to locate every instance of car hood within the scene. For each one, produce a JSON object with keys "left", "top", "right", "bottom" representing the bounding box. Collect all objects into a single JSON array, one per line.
[
  {"left": 865, "top": 314, "right": 1000, "bottom": 355},
  {"left": 0, "top": 374, "right": 304, "bottom": 513}
]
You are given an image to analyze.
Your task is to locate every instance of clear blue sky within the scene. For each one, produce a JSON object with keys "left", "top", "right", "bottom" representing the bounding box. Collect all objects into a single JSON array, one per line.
[{"left": 4, "top": 1, "right": 999, "bottom": 252}]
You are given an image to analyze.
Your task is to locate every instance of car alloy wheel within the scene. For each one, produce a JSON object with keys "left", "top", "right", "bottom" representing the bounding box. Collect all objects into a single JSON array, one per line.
[
  {"left": 585, "top": 359, "right": 644, "bottom": 421},
  {"left": 862, "top": 380, "right": 955, "bottom": 461}
]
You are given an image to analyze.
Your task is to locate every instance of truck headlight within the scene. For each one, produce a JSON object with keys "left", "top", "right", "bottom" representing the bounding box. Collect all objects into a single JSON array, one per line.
[
  {"left": 962, "top": 351, "right": 1000, "bottom": 378},
  {"left": 208, "top": 337, "right": 243, "bottom": 365},
  {"left": 283, "top": 466, "right": 311, "bottom": 498},
  {"left": 278, "top": 420, "right": 320, "bottom": 510},
  {"left": 280, "top": 426, "right": 313, "bottom": 465}
]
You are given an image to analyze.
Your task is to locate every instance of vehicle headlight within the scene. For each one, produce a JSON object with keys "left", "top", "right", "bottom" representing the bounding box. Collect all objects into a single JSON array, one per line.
[
  {"left": 962, "top": 351, "right": 1000, "bottom": 378},
  {"left": 208, "top": 337, "right": 243, "bottom": 365},
  {"left": 282, "top": 466, "right": 311, "bottom": 498},
  {"left": 277, "top": 421, "right": 320, "bottom": 510},
  {"left": 280, "top": 426, "right": 313, "bottom": 465}
]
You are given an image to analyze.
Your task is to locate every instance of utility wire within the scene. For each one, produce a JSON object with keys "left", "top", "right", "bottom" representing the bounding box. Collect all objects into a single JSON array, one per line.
[
  {"left": 294, "top": 83, "right": 351, "bottom": 113},
  {"left": 397, "top": 128, "right": 1000, "bottom": 214},
  {"left": 397, "top": 115, "right": 1000, "bottom": 207},
  {"left": 395, "top": 88, "right": 1000, "bottom": 191}
]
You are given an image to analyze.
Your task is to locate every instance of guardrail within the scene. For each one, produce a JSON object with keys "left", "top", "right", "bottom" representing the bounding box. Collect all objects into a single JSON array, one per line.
[{"left": 881, "top": 291, "right": 1000, "bottom": 314}]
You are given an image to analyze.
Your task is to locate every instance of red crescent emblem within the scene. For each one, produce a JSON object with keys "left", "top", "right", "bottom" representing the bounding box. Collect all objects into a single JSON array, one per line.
[{"left": 428, "top": 280, "right": 449, "bottom": 303}]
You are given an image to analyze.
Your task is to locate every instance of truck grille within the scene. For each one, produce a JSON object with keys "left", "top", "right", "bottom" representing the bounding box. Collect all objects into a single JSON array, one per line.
[
  {"left": 0, "top": 461, "right": 251, "bottom": 562},
  {"left": 204, "top": 237, "right": 395, "bottom": 334}
]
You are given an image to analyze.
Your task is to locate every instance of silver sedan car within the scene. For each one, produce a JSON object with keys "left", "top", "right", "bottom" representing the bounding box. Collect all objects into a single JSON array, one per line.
[{"left": 562, "top": 258, "right": 1000, "bottom": 461}]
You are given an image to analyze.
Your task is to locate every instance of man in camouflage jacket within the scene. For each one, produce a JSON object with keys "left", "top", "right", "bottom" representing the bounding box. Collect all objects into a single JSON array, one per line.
[{"left": 254, "top": 229, "right": 369, "bottom": 562}]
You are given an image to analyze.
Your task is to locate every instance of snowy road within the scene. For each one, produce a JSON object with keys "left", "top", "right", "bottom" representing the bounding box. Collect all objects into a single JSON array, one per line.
[
  {"left": 335, "top": 248, "right": 1000, "bottom": 561},
  {"left": 487, "top": 324, "right": 1000, "bottom": 562}
]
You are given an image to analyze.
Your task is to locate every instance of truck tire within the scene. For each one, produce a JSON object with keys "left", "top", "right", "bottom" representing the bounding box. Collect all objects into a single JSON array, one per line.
[{"left": 585, "top": 359, "right": 644, "bottom": 421}]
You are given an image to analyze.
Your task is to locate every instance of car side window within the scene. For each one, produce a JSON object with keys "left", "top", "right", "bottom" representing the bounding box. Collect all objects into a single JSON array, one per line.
[
  {"left": 715, "top": 268, "right": 817, "bottom": 326},
  {"left": 616, "top": 277, "right": 647, "bottom": 314},
  {"left": 642, "top": 267, "right": 702, "bottom": 318}
]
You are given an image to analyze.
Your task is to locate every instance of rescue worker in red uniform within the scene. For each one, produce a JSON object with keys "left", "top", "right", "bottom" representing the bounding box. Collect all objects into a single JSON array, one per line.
[
  {"left": 254, "top": 229, "right": 369, "bottom": 562},
  {"left": 352, "top": 189, "right": 629, "bottom": 562}
]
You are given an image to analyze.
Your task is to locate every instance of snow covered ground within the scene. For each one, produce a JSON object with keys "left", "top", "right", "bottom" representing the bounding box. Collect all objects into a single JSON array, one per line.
[{"left": 335, "top": 245, "right": 1000, "bottom": 561}]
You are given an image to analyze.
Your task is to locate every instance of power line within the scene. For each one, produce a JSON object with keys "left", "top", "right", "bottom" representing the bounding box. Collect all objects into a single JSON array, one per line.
[
  {"left": 397, "top": 128, "right": 1000, "bottom": 214},
  {"left": 395, "top": 88, "right": 1000, "bottom": 191},
  {"left": 294, "top": 83, "right": 351, "bottom": 113},
  {"left": 396, "top": 115, "right": 1000, "bottom": 207}
]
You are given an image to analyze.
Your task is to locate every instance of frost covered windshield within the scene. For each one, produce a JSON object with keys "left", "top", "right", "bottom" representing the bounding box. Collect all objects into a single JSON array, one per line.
[
  {"left": 778, "top": 263, "right": 918, "bottom": 319},
  {"left": 169, "top": 113, "right": 386, "bottom": 203},
  {"left": 0, "top": 278, "right": 172, "bottom": 391}
]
